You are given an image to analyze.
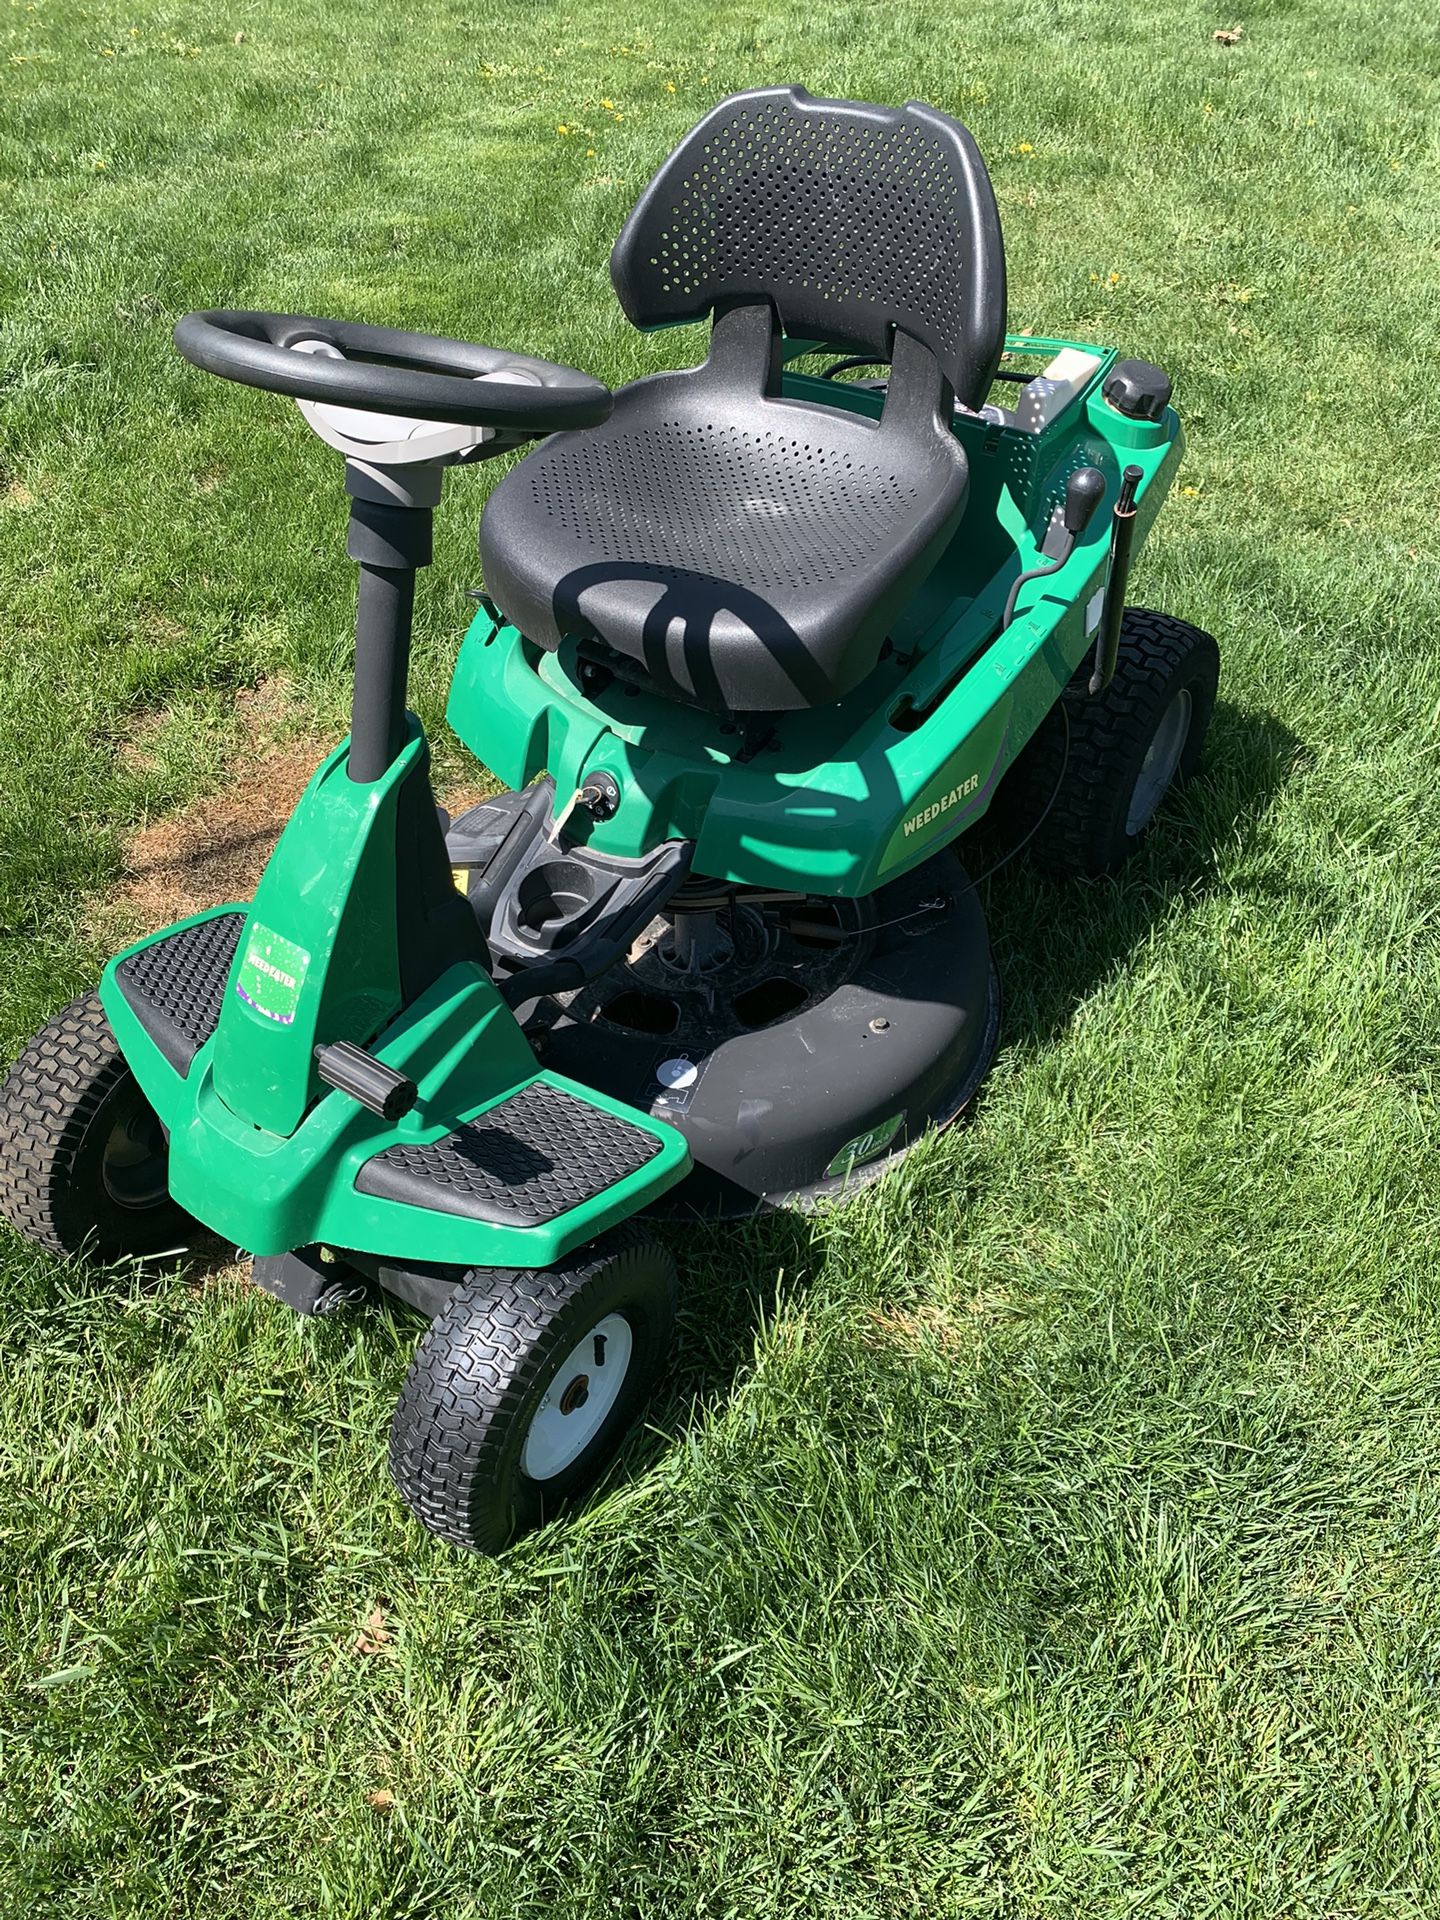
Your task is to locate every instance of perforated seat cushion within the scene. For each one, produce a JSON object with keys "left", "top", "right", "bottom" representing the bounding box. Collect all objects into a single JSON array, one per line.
[
  {"left": 529, "top": 413, "right": 924, "bottom": 593},
  {"left": 478, "top": 371, "right": 968, "bottom": 711}
]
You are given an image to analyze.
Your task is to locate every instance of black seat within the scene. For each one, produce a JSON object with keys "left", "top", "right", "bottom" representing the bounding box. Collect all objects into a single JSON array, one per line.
[{"left": 479, "top": 86, "right": 1006, "bottom": 712}]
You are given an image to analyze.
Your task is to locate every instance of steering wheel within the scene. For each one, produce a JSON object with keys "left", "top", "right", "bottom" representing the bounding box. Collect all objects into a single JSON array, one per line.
[{"left": 172, "top": 311, "right": 613, "bottom": 433}]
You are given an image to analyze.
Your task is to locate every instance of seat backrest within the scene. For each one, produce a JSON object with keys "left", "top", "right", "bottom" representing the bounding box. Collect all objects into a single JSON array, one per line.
[{"left": 610, "top": 86, "right": 1006, "bottom": 412}]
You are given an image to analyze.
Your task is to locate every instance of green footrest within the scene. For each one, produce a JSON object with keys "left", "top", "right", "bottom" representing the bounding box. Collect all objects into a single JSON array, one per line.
[{"left": 354, "top": 1079, "right": 663, "bottom": 1227}]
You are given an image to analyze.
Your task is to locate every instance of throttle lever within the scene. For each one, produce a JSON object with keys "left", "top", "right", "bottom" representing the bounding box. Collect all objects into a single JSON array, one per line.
[
  {"left": 1002, "top": 465, "right": 1107, "bottom": 631},
  {"left": 1063, "top": 465, "right": 1108, "bottom": 537}
]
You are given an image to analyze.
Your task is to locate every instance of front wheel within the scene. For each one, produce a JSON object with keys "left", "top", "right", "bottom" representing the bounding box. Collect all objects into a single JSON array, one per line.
[
  {"left": 388, "top": 1224, "right": 677, "bottom": 1553},
  {"left": 0, "top": 991, "right": 196, "bottom": 1260},
  {"left": 1001, "top": 607, "right": 1220, "bottom": 877}
]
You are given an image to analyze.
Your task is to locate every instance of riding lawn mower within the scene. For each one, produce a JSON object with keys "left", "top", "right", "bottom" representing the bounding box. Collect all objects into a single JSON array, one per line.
[{"left": 0, "top": 88, "right": 1218, "bottom": 1550}]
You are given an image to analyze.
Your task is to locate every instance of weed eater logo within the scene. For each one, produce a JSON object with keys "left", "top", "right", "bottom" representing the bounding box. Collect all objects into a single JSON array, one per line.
[
  {"left": 825, "top": 1111, "right": 905, "bottom": 1182},
  {"left": 235, "top": 923, "right": 311, "bottom": 1026},
  {"left": 902, "top": 772, "right": 981, "bottom": 840}
]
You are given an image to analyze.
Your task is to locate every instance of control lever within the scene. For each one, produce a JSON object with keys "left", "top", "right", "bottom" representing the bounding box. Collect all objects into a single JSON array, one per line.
[
  {"left": 1000, "top": 465, "right": 1106, "bottom": 631},
  {"left": 314, "top": 1041, "right": 418, "bottom": 1120},
  {"left": 1088, "top": 464, "right": 1144, "bottom": 694},
  {"left": 1061, "top": 464, "right": 1108, "bottom": 539}
]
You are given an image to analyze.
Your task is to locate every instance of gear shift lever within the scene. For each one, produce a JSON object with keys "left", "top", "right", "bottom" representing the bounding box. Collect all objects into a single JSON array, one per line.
[{"left": 1000, "top": 465, "right": 1107, "bottom": 631}]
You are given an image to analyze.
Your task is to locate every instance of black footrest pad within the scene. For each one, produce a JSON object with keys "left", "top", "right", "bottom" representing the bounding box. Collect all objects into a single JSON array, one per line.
[
  {"left": 115, "top": 912, "right": 246, "bottom": 1077},
  {"left": 355, "top": 1079, "right": 661, "bottom": 1228}
]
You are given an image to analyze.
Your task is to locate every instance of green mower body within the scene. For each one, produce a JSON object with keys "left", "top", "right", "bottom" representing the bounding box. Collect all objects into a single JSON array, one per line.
[
  {"left": 97, "top": 330, "right": 1178, "bottom": 1266},
  {"left": 449, "top": 333, "right": 1181, "bottom": 896},
  {"left": 97, "top": 734, "right": 690, "bottom": 1271}
]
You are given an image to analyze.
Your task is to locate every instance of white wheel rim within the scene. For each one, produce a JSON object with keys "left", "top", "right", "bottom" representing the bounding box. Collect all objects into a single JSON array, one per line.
[
  {"left": 520, "top": 1312, "right": 634, "bottom": 1482},
  {"left": 1126, "top": 687, "right": 1193, "bottom": 836}
]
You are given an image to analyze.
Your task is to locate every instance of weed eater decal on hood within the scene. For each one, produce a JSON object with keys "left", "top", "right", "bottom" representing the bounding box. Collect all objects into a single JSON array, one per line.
[
  {"left": 901, "top": 771, "right": 982, "bottom": 838},
  {"left": 235, "top": 923, "right": 311, "bottom": 1025},
  {"left": 878, "top": 721, "right": 1013, "bottom": 877}
]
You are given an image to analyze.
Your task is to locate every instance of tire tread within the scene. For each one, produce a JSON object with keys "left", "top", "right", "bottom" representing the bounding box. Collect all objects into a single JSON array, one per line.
[
  {"left": 0, "top": 992, "right": 130, "bottom": 1255},
  {"left": 1003, "top": 606, "right": 1219, "bottom": 876},
  {"left": 388, "top": 1223, "right": 675, "bottom": 1553}
]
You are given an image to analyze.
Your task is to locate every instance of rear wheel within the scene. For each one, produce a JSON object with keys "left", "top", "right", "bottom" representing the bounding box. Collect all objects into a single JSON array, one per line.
[
  {"left": 388, "top": 1223, "right": 677, "bottom": 1553},
  {"left": 1001, "top": 607, "right": 1219, "bottom": 876},
  {"left": 0, "top": 991, "right": 195, "bottom": 1260}
]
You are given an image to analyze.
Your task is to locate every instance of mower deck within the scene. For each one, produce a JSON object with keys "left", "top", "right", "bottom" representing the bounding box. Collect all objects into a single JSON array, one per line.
[{"left": 468, "top": 825, "right": 1002, "bottom": 1212}]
